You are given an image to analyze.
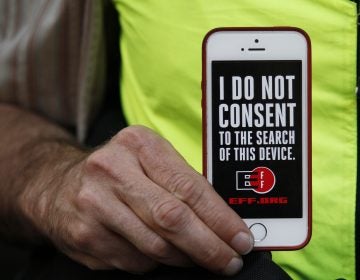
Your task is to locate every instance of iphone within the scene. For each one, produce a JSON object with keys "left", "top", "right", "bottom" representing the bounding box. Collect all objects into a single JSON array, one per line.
[{"left": 202, "top": 27, "right": 311, "bottom": 250}]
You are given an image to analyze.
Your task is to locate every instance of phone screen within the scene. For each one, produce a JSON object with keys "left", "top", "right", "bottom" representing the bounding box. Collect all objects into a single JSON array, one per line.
[{"left": 211, "top": 60, "right": 303, "bottom": 218}]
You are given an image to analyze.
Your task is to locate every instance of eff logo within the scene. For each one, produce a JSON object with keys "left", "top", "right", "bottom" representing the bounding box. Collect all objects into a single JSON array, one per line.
[{"left": 236, "top": 167, "right": 276, "bottom": 194}]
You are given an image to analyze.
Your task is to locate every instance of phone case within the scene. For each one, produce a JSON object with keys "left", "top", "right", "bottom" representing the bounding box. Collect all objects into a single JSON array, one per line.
[{"left": 201, "top": 27, "right": 312, "bottom": 250}]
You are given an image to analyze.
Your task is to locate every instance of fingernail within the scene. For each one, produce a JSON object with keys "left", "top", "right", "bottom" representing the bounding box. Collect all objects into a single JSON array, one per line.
[
  {"left": 231, "top": 232, "right": 254, "bottom": 255},
  {"left": 223, "top": 257, "right": 243, "bottom": 276}
]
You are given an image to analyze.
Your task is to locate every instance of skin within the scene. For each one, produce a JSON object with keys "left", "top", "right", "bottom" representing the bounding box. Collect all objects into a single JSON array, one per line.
[{"left": 0, "top": 104, "right": 254, "bottom": 276}]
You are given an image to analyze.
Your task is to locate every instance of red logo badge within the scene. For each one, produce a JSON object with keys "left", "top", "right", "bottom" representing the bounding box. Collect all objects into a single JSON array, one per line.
[{"left": 236, "top": 167, "right": 276, "bottom": 194}]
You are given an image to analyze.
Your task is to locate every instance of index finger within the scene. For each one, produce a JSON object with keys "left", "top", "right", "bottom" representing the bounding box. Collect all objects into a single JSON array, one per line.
[{"left": 124, "top": 126, "right": 254, "bottom": 255}]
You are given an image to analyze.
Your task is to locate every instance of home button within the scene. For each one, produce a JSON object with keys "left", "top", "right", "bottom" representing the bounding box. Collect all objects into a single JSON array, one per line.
[{"left": 249, "top": 223, "right": 267, "bottom": 242}]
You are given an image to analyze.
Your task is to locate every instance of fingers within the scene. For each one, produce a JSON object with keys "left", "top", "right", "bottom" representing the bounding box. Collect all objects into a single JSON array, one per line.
[
  {"left": 89, "top": 230, "right": 158, "bottom": 273},
  {"left": 64, "top": 216, "right": 158, "bottom": 273},
  {"left": 67, "top": 252, "right": 113, "bottom": 270},
  {"left": 87, "top": 136, "right": 245, "bottom": 275},
  {"left": 148, "top": 166, "right": 254, "bottom": 255},
  {"left": 114, "top": 126, "right": 254, "bottom": 255},
  {"left": 75, "top": 178, "right": 192, "bottom": 268},
  {"left": 80, "top": 125, "right": 253, "bottom": 275},
  {"left": 118, "top": 173, "right": 243, "bottom": 275}
]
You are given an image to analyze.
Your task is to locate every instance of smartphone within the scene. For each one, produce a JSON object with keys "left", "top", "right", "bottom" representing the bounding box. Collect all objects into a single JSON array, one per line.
[{"left": 202, "top": 27, "right": 311, "bottom": 250}]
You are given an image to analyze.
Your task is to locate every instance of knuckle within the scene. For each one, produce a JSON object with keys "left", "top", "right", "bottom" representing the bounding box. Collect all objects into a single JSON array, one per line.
[
  {"left": 113, "top": 126, "right": 166, "bottom": 158},
  {"left": 83, "top": 149, "right": 112, "bottom": 174},
  {"left": 205, "top": 210, "right": 226, "bottom": 229},
  {"left": 84, "top": 260, "right": 110, "bottom": 271},
  {"left": 201, "top": 243, "right": 223, "bottom": 266},
  {"left": 132, "top": 262, "right": 158, "bottom": 273},
  {"left": 34, "top": 190, "right": 51, "bottom": 222},
  {"left": 112, "top": 258, "right": 158, "bottom": 273},
  {"left": 151, "top": 199, "right": 190, "bottom": 232},
  {"left": 82, "top": 147, "right": 128, "bottom": 185},
  {"left": 68, "top": 252, "right": 111, "bottom": 271},
  {"left": 144, "top": 237, "right": 173, "bottom": 260},
  {"left": 75, "top": 187, "right": 99, "bottom": 210},
  {"left": 113, "top": 126, "right": 152, "bottom": 150},
  {"left": 168, "top": 172, "right": 205, "bottom": 205},
  {"left": 68, "top": 222, "right": 95, "bottom": 251}
]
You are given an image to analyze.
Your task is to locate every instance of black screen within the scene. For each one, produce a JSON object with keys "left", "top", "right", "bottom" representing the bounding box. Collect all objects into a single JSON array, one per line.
[{"left": 211, "top": 60, "right": 303, "bottom": 218}]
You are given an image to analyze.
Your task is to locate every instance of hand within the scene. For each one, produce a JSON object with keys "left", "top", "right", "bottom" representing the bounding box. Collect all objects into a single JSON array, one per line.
[{"left": 20, "top": 125, "right": 254, "bottom": 275}]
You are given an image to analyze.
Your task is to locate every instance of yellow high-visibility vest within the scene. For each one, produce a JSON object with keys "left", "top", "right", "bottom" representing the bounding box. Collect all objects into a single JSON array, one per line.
[{"left": 113, "top": 0, "right": 357, "bottom": 278}]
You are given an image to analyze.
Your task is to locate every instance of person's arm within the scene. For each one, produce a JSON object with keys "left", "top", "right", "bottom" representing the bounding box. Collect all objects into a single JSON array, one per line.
[
  {"left": 0, "top": 103, "right": 254, "bottom": 276},
  {"left": 0, "top": 104, "right": 84, "bottom": 243}
]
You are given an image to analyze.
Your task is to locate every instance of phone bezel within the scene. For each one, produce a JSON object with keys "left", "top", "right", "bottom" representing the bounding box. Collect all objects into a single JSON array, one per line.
[{"left": 202, "top": 27, "right": 312, "bottom": 250}]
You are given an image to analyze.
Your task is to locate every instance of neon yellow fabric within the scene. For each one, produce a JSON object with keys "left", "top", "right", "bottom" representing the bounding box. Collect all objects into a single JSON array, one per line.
[{"left": 112, "top": 0, "right": 357, "bottom": 279}]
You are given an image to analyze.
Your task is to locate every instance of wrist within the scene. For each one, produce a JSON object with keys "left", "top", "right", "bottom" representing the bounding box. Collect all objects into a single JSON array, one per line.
[{"left": 16, "top": 139, "right": 88, "bottom": 244}]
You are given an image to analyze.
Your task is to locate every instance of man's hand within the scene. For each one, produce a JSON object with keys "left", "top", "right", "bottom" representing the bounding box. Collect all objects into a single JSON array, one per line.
[{"left": 19, "top": 125, "right": 254, "bottom": 275}]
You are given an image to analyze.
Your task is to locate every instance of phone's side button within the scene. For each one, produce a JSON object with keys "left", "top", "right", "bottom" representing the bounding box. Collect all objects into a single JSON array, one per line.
[{"left": 249, "top": 223, "right": 267, "bottom": 242}]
